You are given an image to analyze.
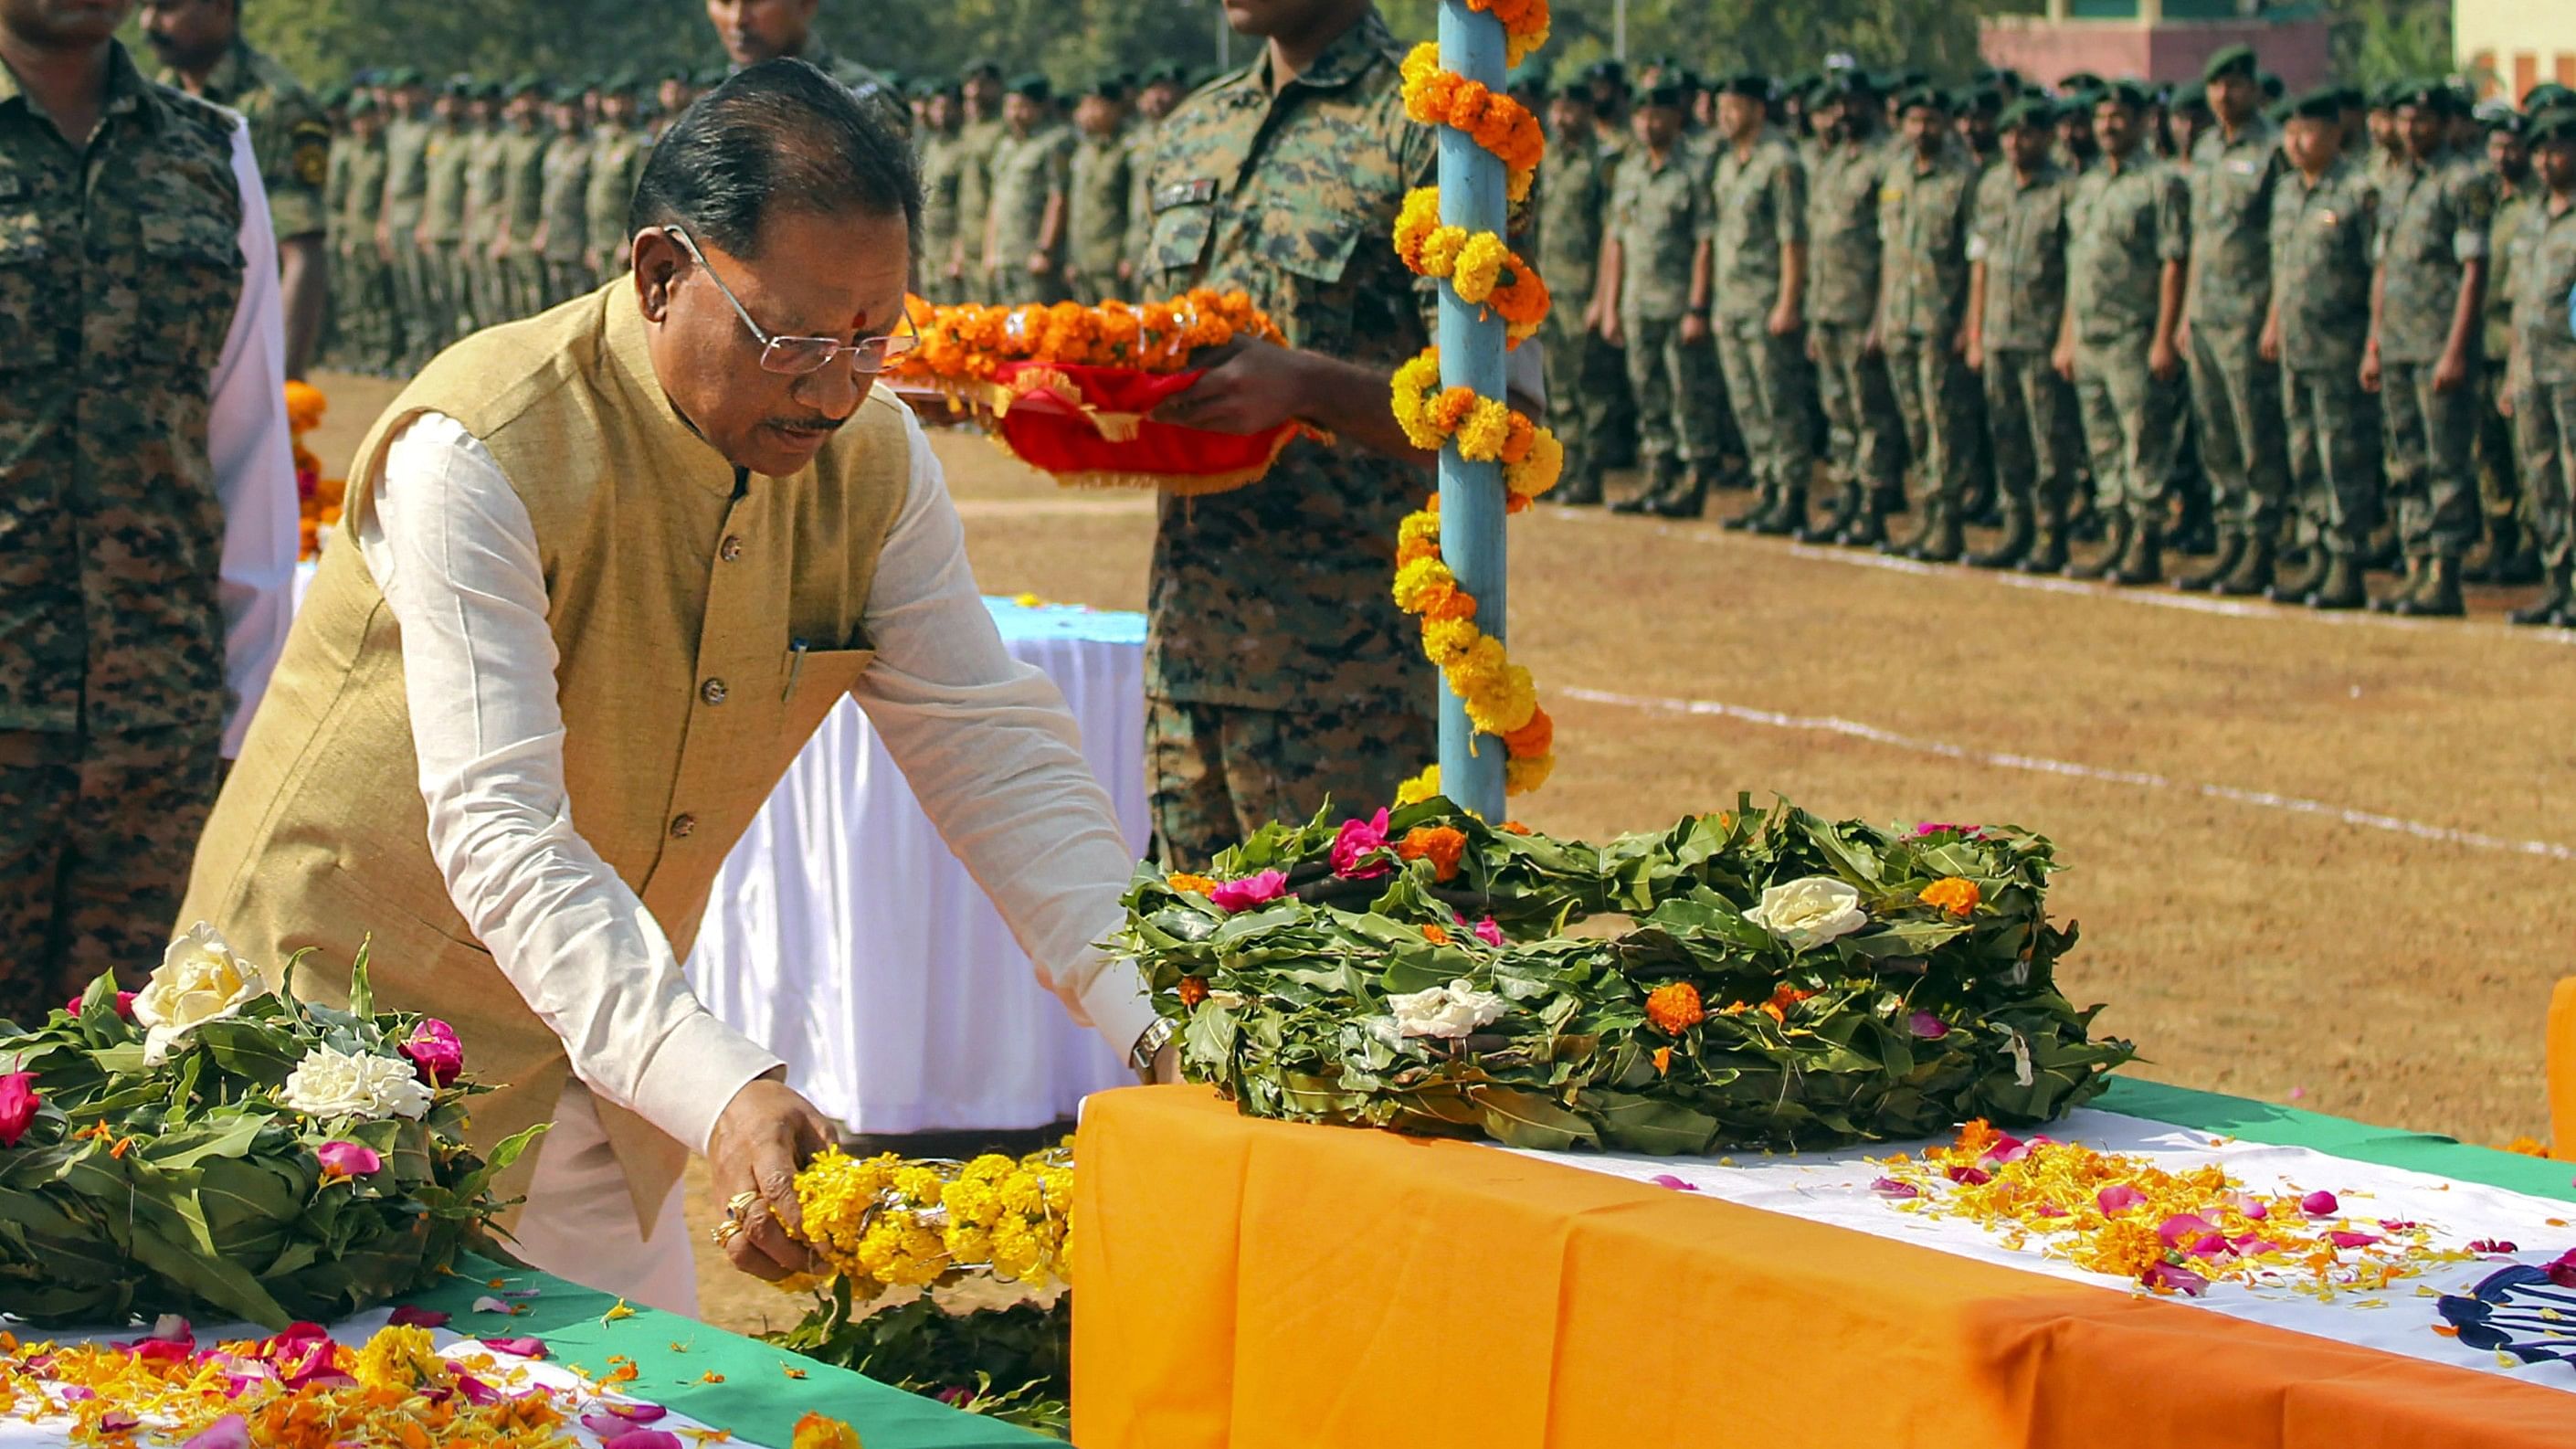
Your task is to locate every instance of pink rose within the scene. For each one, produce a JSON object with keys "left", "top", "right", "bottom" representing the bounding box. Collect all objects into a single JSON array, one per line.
[
  {"left": 315, "top": 1141, "right": 384, "bottom": 1180},
  {"left": 0, "top": 1074, "right": 40, "bottom": 1148},
  {"left": 401, "top": 1019, "right": 464, "bottom": 1087},
  {"left": 1330, "top": 809, "right": 1392, "bottom": 879},
  {"left": 1209, "top": 870, "right": 1289, "bottom": 914},
  {"left": 1472, "top": 916, "right": 1504, "bottom": 947}
]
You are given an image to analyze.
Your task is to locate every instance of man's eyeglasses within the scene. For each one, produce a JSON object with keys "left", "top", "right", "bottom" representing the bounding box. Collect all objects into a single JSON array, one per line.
[{"left": 664, "top": 226, "right": 920, "bottom": 377}]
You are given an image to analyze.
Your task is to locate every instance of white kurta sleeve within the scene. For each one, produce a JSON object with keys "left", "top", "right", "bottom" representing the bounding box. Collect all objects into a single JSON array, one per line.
[
  {"left": 206, "top": 121, "right": 299, "bottom": 756},
  {"left": 848, "top": 407, "right": 1159, "bottom": 1060},
  {"left": 360, "top": 414, "right": 784, "bottom": 1156}
]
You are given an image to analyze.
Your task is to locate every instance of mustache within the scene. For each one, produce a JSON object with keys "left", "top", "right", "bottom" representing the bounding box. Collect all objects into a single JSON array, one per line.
[{"left": 767, "top": 414, "right": 850, "bottom": 435}]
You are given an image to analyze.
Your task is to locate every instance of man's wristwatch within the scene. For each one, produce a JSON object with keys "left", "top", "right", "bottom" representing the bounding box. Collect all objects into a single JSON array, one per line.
[{"left": 1128, "top": 1017, "right": 1177, "bottom": 1084}]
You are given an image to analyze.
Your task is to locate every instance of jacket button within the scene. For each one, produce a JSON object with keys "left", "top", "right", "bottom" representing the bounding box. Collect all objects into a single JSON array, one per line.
[
  {"left": 719, "top": 534, "right": 744, "bottom": 562},
  {"left": 701, "top": 678, "right": 728, "bottom": 704},
  {"left": 669, "top": 813, "right": 696, "bottom": 839}
]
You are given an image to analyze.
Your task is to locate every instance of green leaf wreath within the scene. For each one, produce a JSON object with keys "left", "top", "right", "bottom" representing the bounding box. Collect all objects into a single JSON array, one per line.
[
  {"left": 1114, "top": 796, "right": 2135, "bottom": 1153},
  {"left": 0, "top": 929, "right": 539, "bottom": 1329}
]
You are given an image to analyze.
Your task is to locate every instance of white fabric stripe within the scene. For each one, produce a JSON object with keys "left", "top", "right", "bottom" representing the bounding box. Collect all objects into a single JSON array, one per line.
[{"left": 1554, "top": 683, "right": 2576, "bottom": 862}]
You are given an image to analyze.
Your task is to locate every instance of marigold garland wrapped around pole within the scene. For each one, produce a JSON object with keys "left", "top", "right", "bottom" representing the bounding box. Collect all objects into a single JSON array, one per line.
[{"left": 1400, "top": 0, "right": 1556, "bottom": 816}]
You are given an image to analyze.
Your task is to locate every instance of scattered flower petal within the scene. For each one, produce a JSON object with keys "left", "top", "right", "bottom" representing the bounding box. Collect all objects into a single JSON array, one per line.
[
  {"left": 2327, "top": 1231, "right": 2382, "bottom": 1249},
  {"left": 2096, "top": 1185, "right": 2147, "bottom": 1215},
  {"left": 2142, "top": 1261, "right": 2210, "bottom": 1296},
  {"left": 1870, "top": 1177, "right": 1919, "bottom": 1200},
  {"left": 481, "top": 1337, "right": 546, "bottom": 1359},
  {"left": 1645, "top": 1173, "right": 1699, "bottom": 1193},
  {"left": 387, "top": 1306, "right": 451, "bottom": 1328},
  {"left": 471, "top": 1296, "right": 520, "bottom": 1316},
  {"left": 1906, "top": 1010, "right": 1948, "bottom": 1040},
  {"left": 181, "top": 1414, "right": 250, "bottom": 1449},
  {"left": 2299, "top": 1190, "right": 2338, "bottom": 1218}
]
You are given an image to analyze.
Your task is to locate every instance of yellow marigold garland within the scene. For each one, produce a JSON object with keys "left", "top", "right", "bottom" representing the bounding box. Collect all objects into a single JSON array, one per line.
[
  {"left": 1390, "top": 349, "right": 1562, "bottom": 508},
  {"left": 792, "top": 1143, "right": 1073, "bottom": 1301},
  {"left": 1392, "top": 190, "right": 1548, "bottom": 347},
  {"left": 1399, "top": 47, "right": 1541, "bottom": 204},
  {"left": 1462, "top": 0, "right": 1552, "bottom": 67}
]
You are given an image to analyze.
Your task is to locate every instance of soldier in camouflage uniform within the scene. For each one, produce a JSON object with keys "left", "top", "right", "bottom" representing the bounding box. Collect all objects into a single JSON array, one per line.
[
  {"left": 2364, "top": 83, "right": 2495, "bottom": 616},
  {"left": 2473, "top": 110, "right": 2545, "bottom": 585},
  {"left": 583, "top": 77, "right": 648, "bottom": 283},
  {"left": 372, "top": 70, "right": 435, "bottom": 369},
  {"left": 1534, "top": 82, "right": 1621, "bottom": 505},
  {"left": 0, "top": 8, "right": 293, "bottom": 1024},
  {"left": 1804, "top": 72, "right": 1906, "bottom": 545},
  {"left": 1873, "top": 86, "right": 1982, "bottom": 562},
  {"left": 417, "top": 79, "right": 475, "bottom": 354},
  {"left": 335, "top": 95, "right": 396, "bottom": 371},
  {"left": 953, "top": 61, "right": 1006, "bottom": 303},
  {"left": 1602, "top": 81, "right": 1714, "bottom": 518},
  {"left": 1135, "top": 0, "right": 1441, "bottom": 864},
  {"left": 142, "top": 0, "right": 331, "bottom": 378},
  {"left": 986, "top": 75, "right": 1073, "bottom": 306},
  {"left": 2058, "top": 82, "right": 2189, "bottom": 585},
  {"left": 2266, "top": 90, "right": 2382, "bottom": 609},
  {"left": 1122, "top": 64, "right": 1187, "bottom": 291},
  {"left": 1965, "top": 98, "right": 2082, "bottom": 571},
  {"left": 1062, "top": 76, "right": 1131, "bottom": 306},
  {"left": 492, "top": 78, "right": 549, "bottom": 321},
  {"left": 461, "top": 83, "right": 511, "bottom": 334},
  {"left": 2177, "top": 46, "right": 2293, "bottom": 596},
  {"left": 534, "top": 89, "right": 595, "bottom": 307},
  {"left": 1705, "top": 71, "right": 1815, "bottom": 535},
  {"left": 913, "top": 80, "right": 968, "bottom": 303},
  {"left": 2501, "top": 112, "right": 2576, "bottom": 626}
]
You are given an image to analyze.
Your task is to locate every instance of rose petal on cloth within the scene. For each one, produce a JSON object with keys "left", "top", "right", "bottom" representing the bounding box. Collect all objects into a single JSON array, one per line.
[
  {"left": 1870, "top": 1177, "right": 1919, "bottom": 1200},
  {"left": 1945, "top": 1165, "right": 1991, "bottom": 1186},
  {"left": 2546, "top": 1248, "right": 2576, "bottom": 1288},
  {"left": 58, "top": 1387, "right": 95, "bottom": 1403},
  {"left": 2467, "top": 1239, "right": 2518, "bottom": 1255},
  {"left": 471, "top": 1296, "right": 520, "bottom": 1316},
  {"left": 2187, "top": 1232, "right": 2233, "bottom": 1260},
  {"left": 583, "top": 1402, "right": 670, "bottom": 1429},
  {"left": 2300, "top": 1190, "right": 2338, "bottom": 1217},
  {"left": 2142, "top": 1261, "right": 2210, "bottom": 1296},
  {"left": 455, "top": 1377, "right": 503, "bottom": 1406},
  {"left": 98, "top": 1411, "right": 140, "bottom": 1433},
  {"left": 387, "top": 1306, "right": 450, "bottom": 1328},
  {"left": 2096, "top": 1184, "right": 2147, "bottom": 1215},
  {"left": 2156, "top": 1212, "right": 2218, "bottom": 1247},
  {"left": 602, "top": 1433, "right": 683, "bottom": 1449},
  {"left": 2328, "top": 1230, "right": 2383, "bottom": 1249},
  {"left": 481, "top": 1338, "right": 547, "bottom": 1359},
  {"left": 1645, "top": 1174, "right": 1700, "bottom": 1192},
  {"left": 1985, "top": 1133, "right": 2030, "bottom": 1165},
  {"left": 182, "top": 1414, "right": 251, "bottom": 1449},
  {"left": 2033, "top": 1203, "right": 2068, "bottom": 1219}
]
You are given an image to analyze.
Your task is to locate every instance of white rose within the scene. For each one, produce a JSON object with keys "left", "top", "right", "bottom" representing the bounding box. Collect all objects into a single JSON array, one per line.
[
  {"left": 1745, "top": 877, "right": 1870, "bottom": 951},
  {"left": 280, "top": 1044, "right": 434, "bottom": 1121},
  {"left": 134, "top": 923, "right": 280, "bottom": 1065},
  {"left": 1388, "top": 978, "right": 1508, "bottom": 1040}
]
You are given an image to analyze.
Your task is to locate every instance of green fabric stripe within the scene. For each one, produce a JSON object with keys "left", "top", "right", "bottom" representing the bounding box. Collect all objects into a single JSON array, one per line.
[
  {"left": 402, "top": 1259, "right": 1049, "bottom": 1448},
  {"left": 2099, "top": 1078, "right": 2576, "bottom": 1203}
]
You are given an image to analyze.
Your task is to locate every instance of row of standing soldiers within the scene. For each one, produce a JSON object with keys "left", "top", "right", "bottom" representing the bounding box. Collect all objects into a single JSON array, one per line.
[
  {"left": 320, "top": 60, "right": 1209, "bottom": 371},
  {"left": 1533, "top": 49, "right": 2576, "bottom": 622}
]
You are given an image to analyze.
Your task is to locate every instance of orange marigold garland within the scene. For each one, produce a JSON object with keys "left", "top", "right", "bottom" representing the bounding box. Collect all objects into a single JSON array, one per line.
[
  {"left": 1392, "top": 189, "right": 1548, "bottom": 347},
  {"left": 284, "top": 381, "right": 344, "bottom": 561},
  {"left": 1462, "top": 0, "right": 1552, "bottom": 67},
  {"left": 889, "top": 289, "right": 1287, "bottom": 390},
  {"left": 1399, "top": 46, "right": 1542, "bottom": 203}
]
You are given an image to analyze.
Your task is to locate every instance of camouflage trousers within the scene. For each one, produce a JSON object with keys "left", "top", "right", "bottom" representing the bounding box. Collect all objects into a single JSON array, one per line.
[
  {"left": 1541, "top": 303, "right": 1627, "bottom": 490},
  {"left": 333, "top": 239, "right": 399, "bottom": 370},
  {"left": 1982, "top": 347, "right": 2083, "bottom": 512},
  {"left": 2479, "top": 367, "right": 2522, "bottom": 526},
  {"left": 1146, "top": 694, "right": 1434, "bottom": 870},
  {"left": 1712, "top": 316, "right": 1817, "bottom": 500},
  {"left": 2185, "top": 322, "right": 2289, "bottom": 533},
  {"left": 1809, "top": 323, "right": 1904, "bottom": 493},
  {"left": 1621, "top": 312, "right": 1696, "bottom": 465},
  {"left": 2511, "top": 378, "right": 2576, "bottom": 569},
  {"left": 2281, "top": 363, "right": 2383, "bottom": 555},
  {"left": 2075, "top": 338, "right": 2185, "bottom": 513},
  {"left": 1884, "top": 332, "right": 1980, "bottom": 508},
  {"left": 2377, "top": 359, "right": 2483, "bottom": 561},
  {"left": 1681, "top": 320, "right": 1740, "bottom": 471},
  {"left": 1063, "top": 266, "right": 1124, "bottom": 306},
  {"left": 386, "top": 233, "right": 439, "bottom": 367},
  {"left": 0, "top": 728, "right": 221, "bottom": 1029},
  {"left": 505, "top": 249, "right": 550, "bottom": 321}
]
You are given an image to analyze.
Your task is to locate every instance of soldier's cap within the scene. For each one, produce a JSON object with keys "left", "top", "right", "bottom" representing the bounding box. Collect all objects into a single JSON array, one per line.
[
  {"left": 2201, "top": 44, "right": 2257, "bottom": 86},
  {"left": 2480, "top": 101, "right": 2527, "bottom": 136},
  {"left": 1636, "top": 80, "right": 1688, "bottom": 111},
  {"left": 2524, "top": 81, "right": 2574, "bottom": 111},
  {"left": 1549, "top": 79, "right": 1598, "bottom": 106},
  {"left": 386, "top": 67, "right": 427, "bottom": 89},
  {"left": 346, "top": 93, "right": 377, "bottom": 116},
  {"left": 2390, "top": 79, "right": 2455, "bottom": 114},
  {"left": 1782, "top": 70, "right": 1821, "bottom": 98},
  {"left": 2093, "top": 79, "right": 2152, "bottom": 111},
  {"left": 1996, "top": 97, "right": 2055, "bottom": 132},
  {"left": 660, "top": 64, "right": 693, "bottom": 83},
  {"left": 1896, "top": 83, "right": 1949, "bottom": 114},
  {"left": 1899, "top": 69, "right": 1930, "bottom": 89},
  {"left": 442, "top": 74, "right": 476, "bottom": 98},
  {"left": 602, "top": 69, "right": 639, "bottom": 94},
  {"left": 549, "top": 84, "right": 585, "bottom": 107},
  {"left": 1955, "top": 84, "right": 2005, "bottom": 116},
  {"left": 1082, "top": 73, "right": 1128, "bottom": 101},
  {"left": 1713, "top": 70, "right": 1770, "bottom": 100},
  {"left": 2258, "top": 70, "right": 2286, "bottom": 100},
  {"left": 2531, "top": 111, "right": 2576, "bottom": 149},
  {"left": 2285, "top": 87, "right": 2344, "bottom": 123},
  {"left": 502, "top": 73, "right": 544, "bottom": 100},
  {"left": 1143, "top": 63, "right": 1188, "bottom": 88},
  {"left": 1007, "top": 73, "right": 1052, "bottom": 101},
  {"left": 2170, "top": 79, "right": 2209, "bottom": 112},
  {"left": 2366, "top": 80, "right": 2402, "bottom": 110},
  {"left": 1973, "top": 65, "right": 2021, "bottom": 89},
  {"left": 320, "top": 85, "right": 351, "bottom": 111},
  {"left": 914, "top": 76, "right": 959, "bottom": 100},
  {"left": 1819, "top": 68, "right": 1878, "bottom": 100},
  {"left": 2058, "top": 69, "right": 2105, "bottom": 93},
  {"left": 1506, "top": 62, "right": 1550, "bottom": 92},
  {"left": 962, "top": 57, "right": 1004, "bottom": 81}
]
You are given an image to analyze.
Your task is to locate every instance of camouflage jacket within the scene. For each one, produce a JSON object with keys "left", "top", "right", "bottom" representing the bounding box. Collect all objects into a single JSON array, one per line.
[
  {"left": 422, "top": 123, "right": 472, "bottom": 241},
  {"left": 2184, "top": 117, "right": 2286, "bottom": 330},
  {"left": 1969, "top": 158, "right": 2075, "bottom": 354},
  {"left": 1806, "top": 136, "right": 1887, "bottom": 327},
  {"left": 379, "top": 112, "right": 430, "bottom": 230},
  {"left": 915, "top": 126, "right": 967, "bottom": 272},
  {"left": 0, "top": 41, "right": 248, "bottom": 737},
  {"left": 1710, "top": 130, "right": 1806, "bottom": 322},
  {"left": 462, "top": 125, "right": 508, "bottom": 245},
  {"left": 1609, "top": 142, "right": 1706, "bottom": 321},
  {"left": 584, "top": 126, "right": 645, "bottom": 259},
  {"left": 2484, "top": 175, "right": 2544, "bottom": 360},
  {"left": 1067, "top": 129, "right": 1132, "bottom": 277},
  {"left": 2270, "top": 155, "right": 2378, "bottom": 372},
  {"left": 499, "top": 125, "right": 547, "bottom": 241},
  {"left": 158, "top": 38, "right": 328, "bottom": 240},
  {"left": 337, "top": 131, "right": 386, "bottom": 243},
  {"left": 2507, "top": 195, "right": 2576, "bottom": 387},
  {"left": 986, "top": 124, "right": 1072, "bottom": 268},
  {"left": 1136, "top": 5, "right": 1437, "bottom": 714},
  {"left": 2066, "top": 152, "right": 2188, "bottom": 346},
  {"left": 538, "top": 131, "right": 591, "bottom": 260},
  {"left": 1122, "top": 120, "right": 1161, "bottom": 278},
  {"left": 2373, "top": 152, "right": 2493, "bottom": 364},
  {"left": 953, "top": 115, "right": 1007, "bottom": 260},
  {"left": 1534, "top": 128, "right": 1610, "bottom": 312},
  {"left": 1874, "top": 141, "right": 1980, "bottom": 338}
]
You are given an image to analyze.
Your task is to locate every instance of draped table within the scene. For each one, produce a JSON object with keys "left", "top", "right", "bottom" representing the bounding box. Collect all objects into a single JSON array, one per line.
[
  {"left": 1073, "top": 1081, "right": 2576, "bottom": 1448},
  {"left": 684, "top": 598, "right": 1146, "bottom": 1134}
]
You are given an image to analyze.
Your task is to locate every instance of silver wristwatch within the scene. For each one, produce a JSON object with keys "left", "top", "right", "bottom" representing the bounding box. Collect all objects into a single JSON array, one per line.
[{"left": 1129, "top": 1016, "right": 1177, "bottom": 1084}]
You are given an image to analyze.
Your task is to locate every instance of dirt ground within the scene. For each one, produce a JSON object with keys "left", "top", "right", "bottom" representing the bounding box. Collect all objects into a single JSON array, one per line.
[{"left": 304, "top": 370, "right": 2576, "bottom": 1335}]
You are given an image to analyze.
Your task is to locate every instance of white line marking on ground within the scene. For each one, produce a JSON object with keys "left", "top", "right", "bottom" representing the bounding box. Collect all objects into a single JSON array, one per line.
[{"left": 1555, "top": 683, "right": 2576, "bottom": 862}]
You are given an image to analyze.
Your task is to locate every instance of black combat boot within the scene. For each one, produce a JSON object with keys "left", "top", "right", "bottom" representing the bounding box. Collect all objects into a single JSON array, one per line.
[
  {"left": 2391, "top": 556, "right": 2465, "bottom": 618},
  {"left": 2214, "top": 534, "right": 2276, "bottom": 597},
  {"left": 1969, "top": 502, "right": 2035, "bottom": 569},
  {"left": 2177, "top": 530, "right": 2245, "bottom": 592},
  {"left": 2509, "top": 566, "right": 2574, "bottom": 626},
  {"left": 2112, "top": 518, "right": 2164, "bottom": 586},
  {"left": 2305, "top": 554, "right": 2367, "bottom": 610},
  {"left": 2064, "top": 510, "right": 2131, "bottom": 581}
]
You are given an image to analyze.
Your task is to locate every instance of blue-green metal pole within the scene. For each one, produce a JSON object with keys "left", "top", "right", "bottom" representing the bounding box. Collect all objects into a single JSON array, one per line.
[{"left": 1435, "top": 0, "right": 1507, "bottom": 821}]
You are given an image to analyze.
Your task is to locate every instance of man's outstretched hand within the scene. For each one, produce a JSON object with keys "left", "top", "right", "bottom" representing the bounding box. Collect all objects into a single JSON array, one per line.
[
  {"left": 1152, "top": 337, "right": 1311, "bottom": 436},
  {"left": 706, "top": 1073, "right": 833, "bottom": 1282}
]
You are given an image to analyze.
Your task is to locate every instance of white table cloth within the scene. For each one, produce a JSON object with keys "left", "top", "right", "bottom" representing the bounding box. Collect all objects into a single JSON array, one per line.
[{"left": 683, "top": 598, "right": 1147, "bottom": 1134}]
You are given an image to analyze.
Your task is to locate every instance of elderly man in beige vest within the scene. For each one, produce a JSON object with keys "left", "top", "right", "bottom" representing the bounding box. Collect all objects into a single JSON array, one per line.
[{"left": 182, "top": 60, "right": 1164, "bottom": 1314}]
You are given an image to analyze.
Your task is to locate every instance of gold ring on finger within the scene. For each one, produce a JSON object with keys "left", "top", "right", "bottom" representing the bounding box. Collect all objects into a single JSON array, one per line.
[
  {"left": 710, "top": 1218, "right": 744, "bottom": 1248},
  {"left": 724, "top": 1190, "right": 764, "bottom": 1222}
]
